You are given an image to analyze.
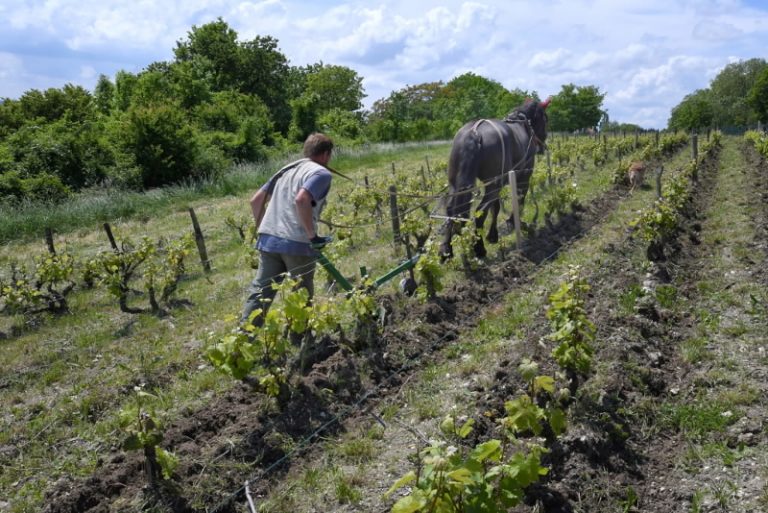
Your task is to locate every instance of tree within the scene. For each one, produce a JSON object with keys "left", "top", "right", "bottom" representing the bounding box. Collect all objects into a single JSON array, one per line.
[
  {"left": 434, "top": 73, "right": 518, "bottom": 123},
  {"left": 304, "top": 64, "right": 365, "bottom": 113},
  {"left": 667, "top": 89, "right": 714, "bottom": 131},
  {"left": 174, "top": 18, "right": 241, "bottom": 92},
  {"left": 547, "top": 84, "right": 605, "bottom": 132},
  {"left": 708, "top": 58, "right": 767, "bottom": 127},
  {"left": 94, "top": 74, "right": 115, "bottom": 115},
  {"left": 238, "top": 36, "right": 291, "bottom": 131},
  {"left": 748, "top": 67, "right": 768, "bottom": 124},
  {"left": 114, "top": 71, "right": 139, "bottom": 112}
]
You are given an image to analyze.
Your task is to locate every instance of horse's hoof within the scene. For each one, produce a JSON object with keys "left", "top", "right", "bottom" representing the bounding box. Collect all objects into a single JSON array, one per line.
[
  {"left": 473, "top": 240, "right": 487, "bottom": 258},
  {"left": 439, "top": 244, "right": 453, "bottom": 261}
]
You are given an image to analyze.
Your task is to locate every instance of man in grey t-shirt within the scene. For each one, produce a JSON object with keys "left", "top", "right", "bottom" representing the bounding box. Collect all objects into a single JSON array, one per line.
[{"left": 241, "top": 133, "right": 334, "bottom": 327}]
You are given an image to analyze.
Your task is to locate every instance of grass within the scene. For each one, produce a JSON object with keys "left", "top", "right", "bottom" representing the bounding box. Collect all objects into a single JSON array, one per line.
[{"left": 0, "top": 133, "right": 703, "bottom": 511}]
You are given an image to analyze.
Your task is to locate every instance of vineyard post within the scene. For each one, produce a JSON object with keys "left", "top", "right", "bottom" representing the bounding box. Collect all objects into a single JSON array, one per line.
[
  {"left": 388, "top": 185, "right": 402, "bottom": 253},
  {"left": 425, "top": 156, "right": 431, "bottom": 176},
  {"left": 419, "top": 165, "right": 429, "bottom": 192},
  {"left": 655, "top": 130, "right": 660, "bottom": 147},
  {"left": 691, "top": 134, "right": 699, "bottom": 182},
  {"left": 44, "top": 228, "right": 56, "bottom": 255},
  {"left": 391, "top": 162, "right": 397, "bottom": 180},
  {"left": 546, "top": 150, "right": 553, "bottom": 185},
  {"left": 634, "top": 131, "right": 639, "bottom": 149},
  {"left": 103, "top": 223, "right": 119, "bottom": 252},
  {"left": 655, "top": 165, "right": 664, "bottom": 199},
  {"left": 188, "top": 207, "right": 211, "bottom": 273},
  {"left": 706, "top": 128, "right": 711, "bottom": 142},
  {"left": 508, "top": 170, "right": 522, "bottom": 250}
]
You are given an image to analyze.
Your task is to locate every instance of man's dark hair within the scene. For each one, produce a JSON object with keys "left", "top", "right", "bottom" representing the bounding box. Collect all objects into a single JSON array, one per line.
[{"left": 303, "top": 133, "right": 334, "bottom": 157}]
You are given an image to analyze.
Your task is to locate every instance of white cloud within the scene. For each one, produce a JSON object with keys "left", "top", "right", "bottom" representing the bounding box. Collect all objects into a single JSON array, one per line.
[
  {"left": 1, "top": 0, "right": 768, "bottom": 128},
  {"left": 79, "top": 65, "right": 97, "bottom": 80},
  {"left": 692, "top": 19, "right": 743, "bottom": 41},
  {"left": 530, "top": 49, "right": 573, "bottom": 72},
  {"left": 0, "top": 52, "right": 24, "bottom": 81}
]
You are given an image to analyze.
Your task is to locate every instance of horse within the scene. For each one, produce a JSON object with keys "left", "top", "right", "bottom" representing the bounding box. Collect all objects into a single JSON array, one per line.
[{"left": 440, "top": 97, "right": 550, "bottom": 259}]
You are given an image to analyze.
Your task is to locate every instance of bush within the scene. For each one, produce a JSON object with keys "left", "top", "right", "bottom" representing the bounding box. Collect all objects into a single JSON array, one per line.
[{"left": 115, "top": 104, "right": 225, "bottom": 188}]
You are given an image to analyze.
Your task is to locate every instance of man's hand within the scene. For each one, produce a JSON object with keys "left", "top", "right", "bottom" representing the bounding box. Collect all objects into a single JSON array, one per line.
[{"left": 310, "top": 235, "right": 333, "bottom": 249}]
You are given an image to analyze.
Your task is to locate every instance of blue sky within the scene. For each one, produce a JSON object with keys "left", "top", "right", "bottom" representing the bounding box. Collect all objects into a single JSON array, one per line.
[{"left": 1, "top": 0, "right": 767, "bottom": 128}]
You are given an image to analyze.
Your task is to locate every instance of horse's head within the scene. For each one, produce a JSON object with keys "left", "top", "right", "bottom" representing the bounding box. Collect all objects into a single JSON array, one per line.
[{"left": 508, "top": 97, "right": 551, "bottom": 154}]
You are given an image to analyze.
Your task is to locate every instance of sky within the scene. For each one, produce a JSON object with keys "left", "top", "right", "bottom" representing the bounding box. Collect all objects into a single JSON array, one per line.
[{"left": 1, "top": 0, "right": 767, "bottom": 129}]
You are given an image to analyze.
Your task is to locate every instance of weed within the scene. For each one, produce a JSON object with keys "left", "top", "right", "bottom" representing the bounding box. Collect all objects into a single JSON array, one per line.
[
  {"left": 619, "top": 283, "right": 644, "bottom": 315},
  {"left": 658, "top": 399, "right": 741, "bottom": 441},
  {"left": 681, "top": 337, "right": 710, "bottom": 364},
  {"left": 689, "top": 489, "right": 704, "bottom": 513},
  {"left": 335, "top": 437, "right": 376, "bottom": 464},
  {"left": 655, "top": 284, "right": 678, "bottom": 308},
  {"left": 334, "top": 471, "right": 363, "bottom": 504}
]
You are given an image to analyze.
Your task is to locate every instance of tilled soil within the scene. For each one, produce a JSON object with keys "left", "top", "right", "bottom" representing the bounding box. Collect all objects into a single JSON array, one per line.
[
  {"left": 42, "top": 138, "right": 767, "bottom": 513},
  {"left": 41, "top": 188, "right": 627, "bottom": 512},
  {"left": 469, "top": 139, "right": 768, "bottom": 513}
]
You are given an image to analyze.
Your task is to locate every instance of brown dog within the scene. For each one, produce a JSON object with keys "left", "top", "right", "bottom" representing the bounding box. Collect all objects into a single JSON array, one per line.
[{"left": 628, "top": 161, "right": 646, "bottom": 191}]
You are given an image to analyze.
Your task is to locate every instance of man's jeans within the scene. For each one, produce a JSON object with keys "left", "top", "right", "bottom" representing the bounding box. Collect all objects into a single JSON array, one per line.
[{"left": 241, "top": 251, "right": 316, "bottom": 326}]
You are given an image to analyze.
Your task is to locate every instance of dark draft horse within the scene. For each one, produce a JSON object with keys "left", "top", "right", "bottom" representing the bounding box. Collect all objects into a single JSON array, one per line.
[{"left": 440, "top": 97, "right": 550, "bottom": 259}]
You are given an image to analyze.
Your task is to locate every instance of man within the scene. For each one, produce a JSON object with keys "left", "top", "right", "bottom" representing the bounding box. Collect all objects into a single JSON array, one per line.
[{"left": 241, "top": 132, "right": 334, "bottom": 327}]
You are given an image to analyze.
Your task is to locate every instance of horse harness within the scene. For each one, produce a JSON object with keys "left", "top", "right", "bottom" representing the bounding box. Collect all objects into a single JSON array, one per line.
[{"left": 470, "top": 113, "right": 540, "bottom": 181}]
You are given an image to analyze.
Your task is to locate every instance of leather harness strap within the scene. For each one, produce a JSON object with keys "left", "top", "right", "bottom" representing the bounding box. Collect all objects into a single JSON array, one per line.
[{"left": 471, "top": 119, "right": 507, "bottom": 179}]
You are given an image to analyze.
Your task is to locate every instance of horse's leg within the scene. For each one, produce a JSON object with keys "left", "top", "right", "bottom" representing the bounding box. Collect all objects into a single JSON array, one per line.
[
  {"left": 484, "top": 179, "right": 502, "bottom": 244},
  {"left": 440, "top": 188, "right": 472, "bottom": 259},
  {"left": 472, "top": 181, "right": 502, "bottom": 258}
]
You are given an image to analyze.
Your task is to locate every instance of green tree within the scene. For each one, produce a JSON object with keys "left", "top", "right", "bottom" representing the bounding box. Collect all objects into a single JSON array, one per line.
[
  {"left": 173, "top": 18, "right": 241, "bottom": 92},
  {"left": 116, "top": 104, "right": 217, "bottom": 188},
  {"left": 238, "top": 35, "right": 291, "bottom": 131},
  {"left": 304, "top": 64, "right": 365, "bottom": 112},
  {"left": 547, "top": 84, "right": 605, "bottom": 132},
  {"left": 668, "top": 89, "right": 714, "bottom": 131},
  {"left": 94, "top": 74, "right": 115, "bottom": 115},
  {"left": 748, "top": 66, "right": 768, "bottom": 123},
  {"left": 708, "top": 58, "right": 766, "bottom": 127},
  {"left": 434, "top": 72, "right": 518, "bottom": 124},
  {"left": 114, "top": 71, "right": 139, "bottom": 112}
]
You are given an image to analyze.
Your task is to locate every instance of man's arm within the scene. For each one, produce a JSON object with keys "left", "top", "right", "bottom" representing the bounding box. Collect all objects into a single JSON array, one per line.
[
  {"left": 295, "top": 188, "right": 317, "bottom": 239},
  {"left": 250, "top": 189, "right": 269, "bottom": 229}
]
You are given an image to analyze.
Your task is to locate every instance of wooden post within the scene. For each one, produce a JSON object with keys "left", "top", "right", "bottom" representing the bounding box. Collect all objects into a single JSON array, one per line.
[
  {"left": 419, "top": 165, "right": 429, "bottom": 191},
  {"left": 391, "top": 162, "right": 397, "bottom": 180},
  {"left": 103, "top": 223, "right": 119, "bottom": 252},
  {"left": 425, "top": 156, "right": 431, "bottom": 176},
  {"left": 188, "top": 207, "right": 211, "bottom": 273},
  {"left": 634, "top": 131, "right": 639, "bottom": 149},
  {"left": 366, "top": 176, "right": 383, "bottom": 233},
  {"left": 655, "top": 130, "right": 660, "bottom": 147},
  {"left": 655, "top": 165, "right": 664, "bottom": 200},
  {"left": 691, "top": 134, "right": 699, "bottom": 183},
  {"left": 692, "top": 134, "right": 698, "bottom": 161},
  {"left": 388, "top": 185, "right": 401, "bottom": 250},
  {"left": 546, "top": 150, "right": 553, "bottom": 186},
  {"left": 508, "top": 171, "right": 522, "bottom": 251},
  {"left": 707, "top": 128, "right": 711, "bottom": 142},
  {"left": 44, "top": 228, "right": 56, "bottom": 255}
]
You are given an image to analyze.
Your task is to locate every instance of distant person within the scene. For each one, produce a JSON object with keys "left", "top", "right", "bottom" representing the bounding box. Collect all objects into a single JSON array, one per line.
[{"left": 241, "top": 133, "right": 334, "bottom": 328}]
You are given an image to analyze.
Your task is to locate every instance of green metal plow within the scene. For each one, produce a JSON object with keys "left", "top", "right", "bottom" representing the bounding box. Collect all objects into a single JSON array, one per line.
[{"left": 314, "top": 248, "right": 420, "bottom": 295}]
